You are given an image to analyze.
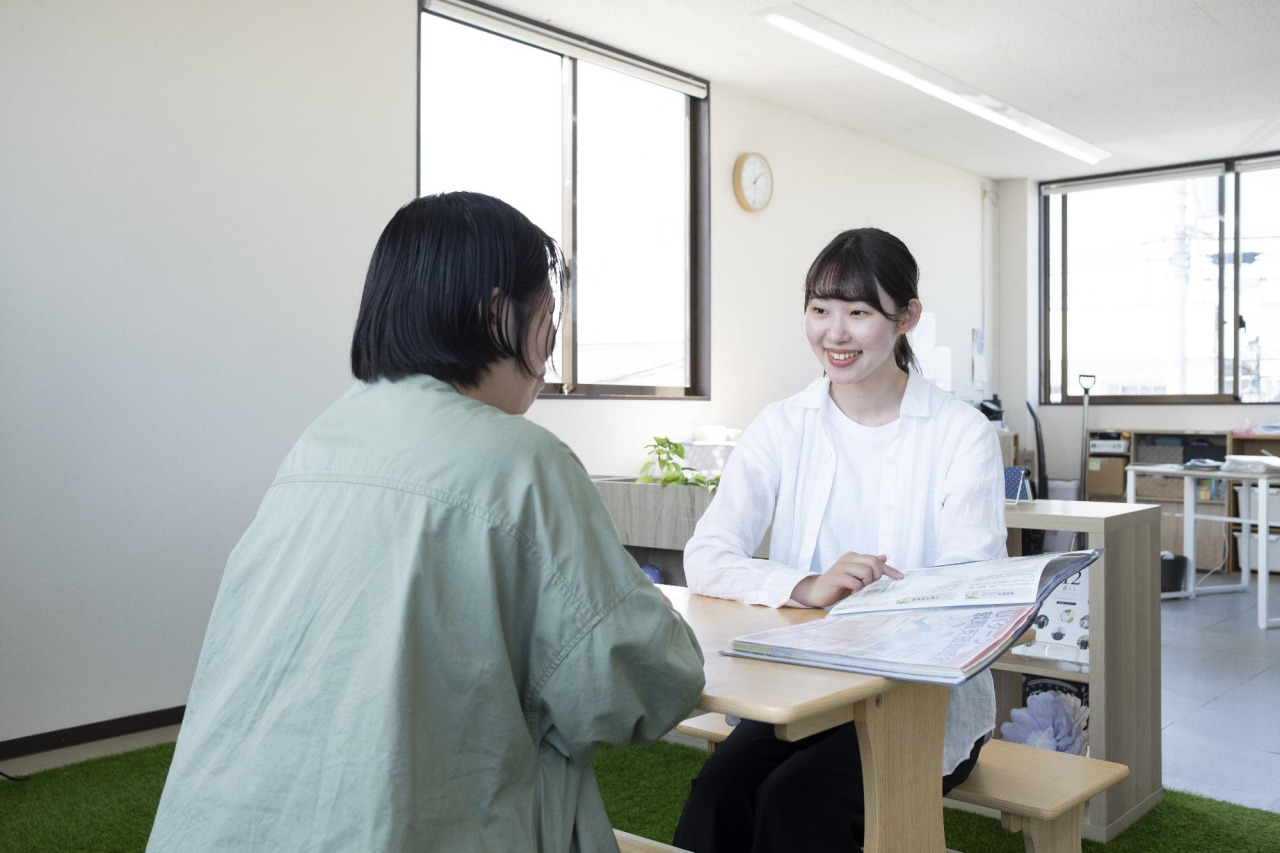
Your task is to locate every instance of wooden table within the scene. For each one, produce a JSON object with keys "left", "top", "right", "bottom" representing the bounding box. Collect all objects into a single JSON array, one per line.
[
  {"left": 662, "top": 585, "right": 951, "bottom": 853},
  {"left": 594, "top": 482, "right": 1164, "bottom": 843}
]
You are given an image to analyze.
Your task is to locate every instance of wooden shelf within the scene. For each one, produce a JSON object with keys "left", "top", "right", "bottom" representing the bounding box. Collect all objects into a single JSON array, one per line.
[
  {"left": 1006, "top": 500, "right": 1161, "bottom": 841},
  {"left": 1088, "top": 429, "right": 1229, "bottom": 569},
  {"left": 992, "top": 652, "right": 1090, "bottom": 683}
]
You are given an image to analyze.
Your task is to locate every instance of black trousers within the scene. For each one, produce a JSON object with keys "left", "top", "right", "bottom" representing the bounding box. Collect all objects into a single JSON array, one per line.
[{"left": 672, "top": 719, "right": 984, "bottom": 853}]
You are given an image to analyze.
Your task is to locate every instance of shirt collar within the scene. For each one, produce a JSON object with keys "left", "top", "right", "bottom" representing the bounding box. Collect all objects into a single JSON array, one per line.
[
  {"left": 797, "top": 371, "right": 932, "bottom": 418},
  {"left": 900, "top": 371, "right": 932, "bottom": 418}
]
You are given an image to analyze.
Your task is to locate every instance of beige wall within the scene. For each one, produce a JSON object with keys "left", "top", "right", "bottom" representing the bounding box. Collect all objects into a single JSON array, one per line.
[
  {"left": 993, "top": 179, "right": 1040, "bottom": 459},
  {"left": 528, "top": 83, "right": 989, "bottom": 475},
  {"left": 0, "top": 0, "right": 417, "bottom": 742}
]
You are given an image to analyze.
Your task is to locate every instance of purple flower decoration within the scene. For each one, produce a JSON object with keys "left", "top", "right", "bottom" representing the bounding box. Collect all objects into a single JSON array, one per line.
[{"left": 1000, "top": 691, "right": 1087, "bottom": 755}]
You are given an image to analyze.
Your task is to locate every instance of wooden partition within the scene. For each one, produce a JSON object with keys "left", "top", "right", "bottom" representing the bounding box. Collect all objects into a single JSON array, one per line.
[{"left": 1002, "top": 501, "right": 1162, "bottom": 841}]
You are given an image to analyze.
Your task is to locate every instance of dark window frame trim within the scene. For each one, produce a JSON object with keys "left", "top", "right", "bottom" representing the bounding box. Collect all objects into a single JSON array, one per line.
[{"left": 1039, "top": 148, "right": 1280, "bottom": 406}]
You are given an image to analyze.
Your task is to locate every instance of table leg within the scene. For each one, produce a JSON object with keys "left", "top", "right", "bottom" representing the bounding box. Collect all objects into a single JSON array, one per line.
[
  {"left": 854, "top": 682, "right": 950, "bottom": 853},
  {"left": 1192, "top": 475, "right": 1251, "bottom": 597},
  {"left": 1183, "top": 475, "right": 1196, "bottom": 598},
  {"left": 1261, "top": 480, "right": 1278, "bottom": 629},
  {"left": 1242, "top": 482, "right": 1253, "bottom": 593}
]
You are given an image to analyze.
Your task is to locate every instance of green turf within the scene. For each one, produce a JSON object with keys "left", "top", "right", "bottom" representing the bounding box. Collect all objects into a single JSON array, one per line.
[
  {"left": 0, "top": 743, "right": 174, "bottom": 853},
  {"left": 3, "top": 739, "right": 1279, "bottom": 852}
]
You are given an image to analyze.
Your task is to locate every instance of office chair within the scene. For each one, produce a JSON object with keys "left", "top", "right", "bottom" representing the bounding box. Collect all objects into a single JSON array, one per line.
[
  {"left": 1023, "top": 402, "right": 1048, "bottom": 555},
  {"left": 1027, "top": 401, "right": 1049, "bottom": 500},
  {"left": 1004, "top": 466, "right": 1032, "bottom": 503}
]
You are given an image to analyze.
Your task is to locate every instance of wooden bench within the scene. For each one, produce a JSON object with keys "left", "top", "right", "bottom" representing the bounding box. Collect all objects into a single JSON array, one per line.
[
  {"left": 614, "top": 829, "right": 690, "bottom": 852},
  {"left": 676, "top": 713, "right": 1129, "bottom": 853}
]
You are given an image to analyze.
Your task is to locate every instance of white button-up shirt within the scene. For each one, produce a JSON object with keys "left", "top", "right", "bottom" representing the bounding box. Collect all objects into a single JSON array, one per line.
[{"left": 685, "top": 372, "right": 1008, "bottom": 773}]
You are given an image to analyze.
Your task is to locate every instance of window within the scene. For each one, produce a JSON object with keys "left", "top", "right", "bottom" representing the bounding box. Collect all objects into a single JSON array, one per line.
[
  {"left": 419, "top": 1, "right": 710, "bottom": 397},
  {"left": 1042, "top": 153, "right": 1280, "bottom": 403}
]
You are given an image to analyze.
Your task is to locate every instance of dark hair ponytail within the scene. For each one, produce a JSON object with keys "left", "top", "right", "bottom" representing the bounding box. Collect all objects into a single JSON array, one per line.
[{"left": 804, "top": 227, "right": 920, "bottom": 373}]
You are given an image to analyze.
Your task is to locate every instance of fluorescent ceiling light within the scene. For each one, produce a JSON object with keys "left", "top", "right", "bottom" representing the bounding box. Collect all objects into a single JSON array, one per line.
[{"left": 761, "top": 4, "right": 1111, "bottom": 165}]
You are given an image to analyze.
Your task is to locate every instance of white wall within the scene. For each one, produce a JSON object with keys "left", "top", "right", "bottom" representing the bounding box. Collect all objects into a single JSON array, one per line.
[
  {"left": 0, "top": 11, "right": 989, "bottom": 742},
  {"left": 994, "top": 179, "right": 1040, "bottom": 458},
  {"left": 0, "top": 0, "right": 417, "bottom": 742},
  {"left": 528, "top": 84, "right": 989, "bottom": 474}
]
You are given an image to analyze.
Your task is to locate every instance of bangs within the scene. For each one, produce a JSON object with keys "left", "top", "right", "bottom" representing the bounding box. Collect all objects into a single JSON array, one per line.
[{"left": 804, "top": 249, "right": 891, "bottom": 316}]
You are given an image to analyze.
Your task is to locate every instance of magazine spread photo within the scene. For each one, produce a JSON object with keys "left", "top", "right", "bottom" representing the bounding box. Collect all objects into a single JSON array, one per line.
[
  {"left": 722, "top": 550, "right": 1102, "bottom": 685},
  {"left": 827, "top": 551, "right": 1096, "bottom": 616}
]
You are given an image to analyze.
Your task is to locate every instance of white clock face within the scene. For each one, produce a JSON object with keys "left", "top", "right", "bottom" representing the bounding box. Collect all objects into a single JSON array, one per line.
[{"left": 738, "top": 154, "right": 772, "bottom": 210}]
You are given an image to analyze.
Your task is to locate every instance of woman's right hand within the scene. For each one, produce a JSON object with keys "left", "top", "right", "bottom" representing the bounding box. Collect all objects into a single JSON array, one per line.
[{"left": 790, "top": 552, "right": 904, "bottom": 608}]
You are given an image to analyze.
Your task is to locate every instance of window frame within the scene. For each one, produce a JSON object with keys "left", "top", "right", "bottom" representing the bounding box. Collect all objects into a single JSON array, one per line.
[
  {"left": 419, "top": 0, "right": 712, "bottom": 400},
  {"left": 1039, "top": 151, "right": 1280, "bottom": 405}
]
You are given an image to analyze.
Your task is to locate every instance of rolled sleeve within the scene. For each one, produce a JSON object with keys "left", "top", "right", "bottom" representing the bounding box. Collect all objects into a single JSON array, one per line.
[{"left": 935, "top": 415, "right": 1008, "bottom": 565}]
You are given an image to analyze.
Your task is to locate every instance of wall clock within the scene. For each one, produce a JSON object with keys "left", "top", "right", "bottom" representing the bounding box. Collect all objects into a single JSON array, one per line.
[{"left": 732, "top": 152, "right": 773, "bottom": 212}]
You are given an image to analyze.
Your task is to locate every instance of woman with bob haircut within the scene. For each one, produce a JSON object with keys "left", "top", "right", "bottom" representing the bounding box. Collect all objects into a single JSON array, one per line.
[
  {"left": 148, "top": 192, "right": 705, "bottom": 853},
  {"left": 673, "top": 227, "right": 1006, "bottom": 853}
]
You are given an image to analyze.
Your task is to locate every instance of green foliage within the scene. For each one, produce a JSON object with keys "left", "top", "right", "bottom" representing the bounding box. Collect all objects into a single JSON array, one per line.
[{"left": 636, "top": 436, "right": 719, "bottom": 493}]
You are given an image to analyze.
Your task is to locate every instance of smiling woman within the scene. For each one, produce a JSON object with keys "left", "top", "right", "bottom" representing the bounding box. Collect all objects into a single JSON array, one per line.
[
  {"left": 803, "top": 230, "right": 924, "bottom": 426},
  {"left": 675, "top": 227, "right": 1007, "bottom": 853}
]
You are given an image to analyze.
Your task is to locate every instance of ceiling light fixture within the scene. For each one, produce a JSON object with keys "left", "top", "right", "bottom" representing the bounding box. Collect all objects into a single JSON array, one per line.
[{"left": 761, "top": 4, "right": 1111, "bottom": 165}]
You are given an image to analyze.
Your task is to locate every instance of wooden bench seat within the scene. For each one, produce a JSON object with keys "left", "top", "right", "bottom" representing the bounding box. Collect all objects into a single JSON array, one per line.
[
  {"left": 614, "top": 828, "right": 691, "bottom": 852},
  {"left": 676, "top": 713, "right": 1129, "bottom": 853}
]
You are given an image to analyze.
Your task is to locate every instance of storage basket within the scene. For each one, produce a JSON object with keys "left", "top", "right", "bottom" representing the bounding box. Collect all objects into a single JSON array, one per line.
[
  {"left": 1135, "top": 476, "right": 1185, "bottom": 500},
  {"left": 1137, "top": 444, "right": 1183, "bottom": 464},
  {"left": 1232, "top": 485, "right": 1280, "bottom": 528},
  {"left": 1232, "top": 531, "right": 1280, "bottom": 572}
]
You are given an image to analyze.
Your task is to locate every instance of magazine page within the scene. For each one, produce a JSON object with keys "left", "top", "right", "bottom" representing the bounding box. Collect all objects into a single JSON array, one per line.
[
  {"left": 727, "top": 604, "right": 1038, "bottom": 685},
  {"left": 827, "top": 551, "right": 1099, "bottom": 617}
]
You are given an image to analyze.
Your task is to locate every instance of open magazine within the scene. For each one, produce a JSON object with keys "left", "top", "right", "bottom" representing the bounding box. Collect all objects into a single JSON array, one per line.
[{"left": 723, "top": 550, "right": 1102, "bottom": 686}]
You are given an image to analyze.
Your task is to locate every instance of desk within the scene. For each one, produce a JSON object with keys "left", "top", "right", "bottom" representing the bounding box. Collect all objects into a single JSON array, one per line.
[
  {"left": 596, "top": 483, "right": 1163, "bottom": 842},
  {"left": 1125, "top": 464, "right": 1279, "bottom": 629},
  {"left": 662, "top": 585, "right": 950, "bottom": 853}
]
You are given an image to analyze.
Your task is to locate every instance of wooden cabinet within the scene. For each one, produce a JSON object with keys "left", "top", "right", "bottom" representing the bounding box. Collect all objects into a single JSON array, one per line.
[
  {"left": 1000, "top": 501, "right": 1162, "bottom": 842},
  {"left": 1087, "top": 430, "right": 1229, "bottom": 571}
]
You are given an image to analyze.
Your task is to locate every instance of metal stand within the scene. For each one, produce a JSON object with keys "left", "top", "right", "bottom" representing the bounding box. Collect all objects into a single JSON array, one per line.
[{"left": 1075, "top": 374, "right": 1096, "bottom": 550}]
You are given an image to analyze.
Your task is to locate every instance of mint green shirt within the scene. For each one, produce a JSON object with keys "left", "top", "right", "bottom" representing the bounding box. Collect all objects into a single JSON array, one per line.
[{"left": 148, "top": 376, "right": 705, "bottom": 852}]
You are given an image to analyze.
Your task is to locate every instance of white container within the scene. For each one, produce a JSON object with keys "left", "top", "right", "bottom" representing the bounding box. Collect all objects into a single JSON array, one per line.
[
  {"left": 1042, "top": 480, "right": 1081, "bottom": 551},
  {"left": 1231, "top": 484, "right": 1280, "bottom": 528},
  {"left": 682, "top": 441, "right": 736, "bottom": 476},
  {"left": 1232, "top": 531, "right": 1280, "bottom": 572}
]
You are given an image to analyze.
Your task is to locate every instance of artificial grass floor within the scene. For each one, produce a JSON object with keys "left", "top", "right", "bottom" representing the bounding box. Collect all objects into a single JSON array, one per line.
[{"left": 2, "top": 739, "right": 1279, "bottom": 852}]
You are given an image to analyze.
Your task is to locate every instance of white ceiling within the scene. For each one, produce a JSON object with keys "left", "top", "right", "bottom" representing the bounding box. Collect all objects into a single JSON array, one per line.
[{"left": 481, "top": 0, "right": 1280, "bottom": 181}]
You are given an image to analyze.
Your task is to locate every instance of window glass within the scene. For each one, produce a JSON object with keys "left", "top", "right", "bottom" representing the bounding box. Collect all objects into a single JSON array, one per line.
[
  {"left": 1046, "top": 195, "right": 1063, "bottom": 402},
  {"left": 575, "top": 62, "right": 688, "bottom": 386},
  {"left": 419, "top": 13, "right": 703, "bottom": 396},
  {"left": 1059, "top": 174, "right": 1221, "bottom": 396},
  {"left": 1238, "top": 167, "right": 1280, "bottom": 401},
  {"left": 419, "top": 16, "right": 562, "bottom": 243}
]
